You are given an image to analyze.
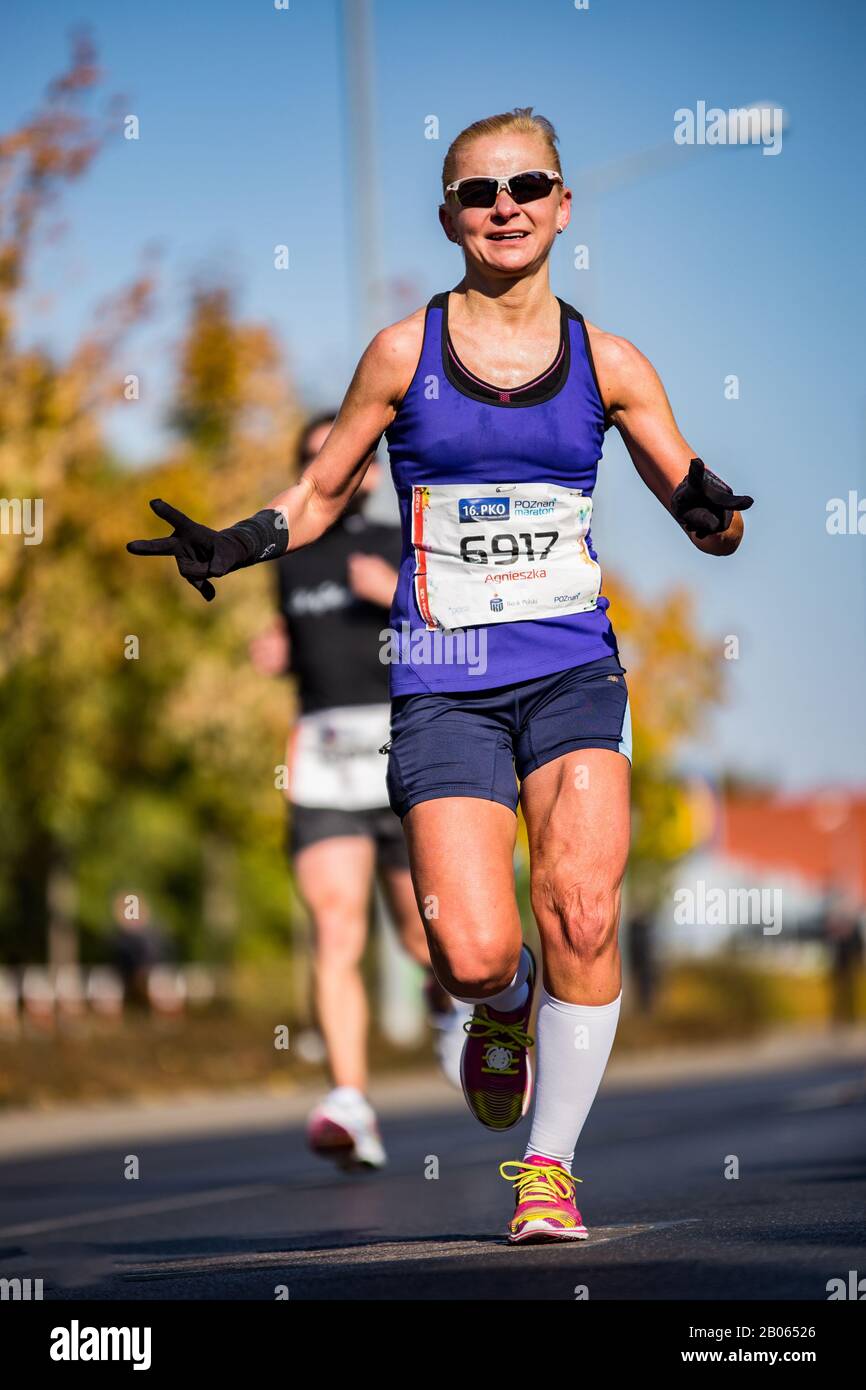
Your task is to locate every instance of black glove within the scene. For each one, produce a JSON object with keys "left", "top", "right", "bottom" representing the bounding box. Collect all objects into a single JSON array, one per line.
[
  {"left": 127, "top": 499, "right": 289, "bottom": 601},
  {"left": 670, "top": 458, "right": 754, "bottom": 540}
]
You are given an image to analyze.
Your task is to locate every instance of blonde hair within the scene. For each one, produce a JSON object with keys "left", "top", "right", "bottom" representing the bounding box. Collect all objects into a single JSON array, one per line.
[{"left": 441, "top": 107, "right": 562, "bottom": 199}]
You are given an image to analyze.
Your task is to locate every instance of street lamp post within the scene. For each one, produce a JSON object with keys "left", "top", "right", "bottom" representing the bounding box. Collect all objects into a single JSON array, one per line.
[{"left": 338, "top": 0, "right": 425, "bottom": 1047}]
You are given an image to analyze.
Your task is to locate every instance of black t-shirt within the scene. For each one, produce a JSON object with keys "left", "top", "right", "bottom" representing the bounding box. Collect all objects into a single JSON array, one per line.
[{"left": 276, "top": 510, "right": 402, "bottom": 713}]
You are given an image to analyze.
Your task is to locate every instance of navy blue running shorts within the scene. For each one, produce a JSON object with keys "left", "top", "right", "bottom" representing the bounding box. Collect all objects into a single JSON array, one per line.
[
  {"left": 384, "top": 655, "right": 631, "bottom": 820},
  {"left": 288, "top": 803, "right": 410, "bottom": 869}
]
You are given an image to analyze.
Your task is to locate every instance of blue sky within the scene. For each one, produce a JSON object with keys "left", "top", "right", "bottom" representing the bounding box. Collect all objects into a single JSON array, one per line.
[{"left": 3, "top": 0, "right": 864, "bottom": 789}]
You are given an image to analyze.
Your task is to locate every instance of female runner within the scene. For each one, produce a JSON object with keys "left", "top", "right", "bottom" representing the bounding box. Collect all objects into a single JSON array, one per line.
[{"left": 128, "top": 107, "right": 752, "bottom": 1242}]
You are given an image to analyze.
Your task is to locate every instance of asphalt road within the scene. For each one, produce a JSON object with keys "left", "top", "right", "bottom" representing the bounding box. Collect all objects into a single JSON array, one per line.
[{"left": 1, "top": 1054, "right": 864, "bottom": 1301}]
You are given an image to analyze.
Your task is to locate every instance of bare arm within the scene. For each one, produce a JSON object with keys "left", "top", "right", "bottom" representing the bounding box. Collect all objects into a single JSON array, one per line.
[
  {"left": 346, "top": 554, "right": 399, "bottom": 608},
  {"left": 249, "top": 616, "right": 291, "bottom": 676},
  {"left": 126, "top": 314, "right": 423, "bottom": 598},
  {"left": 589, "top": 326, "right": 746, "bottom": 555},
  {"left": 268, "top": 315, "right": 422, "bottom": 550}
]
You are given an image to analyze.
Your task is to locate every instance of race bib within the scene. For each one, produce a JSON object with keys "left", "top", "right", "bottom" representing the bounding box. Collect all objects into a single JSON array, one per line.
[
  {"left": 289, "top": 704, "right": 391, "bottom": 810},
  {"left": 411, "top": 482, "right": 601, "bottom": 631}
]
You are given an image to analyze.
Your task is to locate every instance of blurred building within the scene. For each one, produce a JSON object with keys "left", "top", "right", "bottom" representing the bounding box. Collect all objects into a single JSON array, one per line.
[
  {"left": 722, "top": 791, "right": 866, "bottom": 902},
  {"left": 663, "top": 788, "right": 866, "bottom": 967}
]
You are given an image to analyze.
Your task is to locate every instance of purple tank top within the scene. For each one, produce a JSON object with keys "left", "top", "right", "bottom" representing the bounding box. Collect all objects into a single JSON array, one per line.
[{"left": 385, "top": 292, "right": 618, "bottom": 695}]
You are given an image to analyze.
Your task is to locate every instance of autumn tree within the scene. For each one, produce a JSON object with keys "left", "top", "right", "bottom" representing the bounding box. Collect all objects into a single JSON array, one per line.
[{"left": 0, "top": 37, "right": 301, "bottom": 965}]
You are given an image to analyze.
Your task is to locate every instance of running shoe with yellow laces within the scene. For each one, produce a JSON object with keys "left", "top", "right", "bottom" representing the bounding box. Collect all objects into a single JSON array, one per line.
[
  {"left": 499, "top": 1155, "right": 589, "bottom": 1243},
  {"left": 459, "top": 945, "right": 536, "bottom": 1130}
]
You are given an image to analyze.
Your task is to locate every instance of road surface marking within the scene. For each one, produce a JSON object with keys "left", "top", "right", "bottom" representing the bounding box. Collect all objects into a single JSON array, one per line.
[
  {"left": 786, "top": 1078, "right": 866, "bottom": 1111},
  {"left": 0, "top": 1183, "right": 280, "bottom": 1239}
]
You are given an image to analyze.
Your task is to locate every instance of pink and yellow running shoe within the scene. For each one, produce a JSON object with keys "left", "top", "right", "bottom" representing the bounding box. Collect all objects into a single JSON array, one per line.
[
  {"left": 459, "top": 946, "right": 536, "bottom": 1131},
  {"left": 499, "top": 1155, "right": 589, "bottom": 1243}
]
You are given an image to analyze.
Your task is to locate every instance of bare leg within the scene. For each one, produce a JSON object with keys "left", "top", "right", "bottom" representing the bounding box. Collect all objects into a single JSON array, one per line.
[
  {"left": 378, "top": 864, "right": 432, "bottom": 968},
  {"left": 294, "top": 835, "right": 376, "bottom": 1092},
  {"left": 518, "top": 748, "right": 631, "bottom": 1172},
  {"left": 521, "top": 749, "right": 631, "bottom": 1003},
  {"left": 401, "top": 798, "right": 522, "bottom": 998}
]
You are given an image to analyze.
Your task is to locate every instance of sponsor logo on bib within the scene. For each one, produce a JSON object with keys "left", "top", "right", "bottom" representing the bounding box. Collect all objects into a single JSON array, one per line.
[
  {"left": 513, "top": 497, "right": 556, "bottom": 518},
  {"left": 458, "top": 497, "right": 510, "bottom": 522}
]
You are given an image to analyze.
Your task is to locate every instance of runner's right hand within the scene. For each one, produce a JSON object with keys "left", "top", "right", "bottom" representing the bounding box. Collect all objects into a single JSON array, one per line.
[{"left": 127, "top": 499, "right": 256, "bottom": 601}]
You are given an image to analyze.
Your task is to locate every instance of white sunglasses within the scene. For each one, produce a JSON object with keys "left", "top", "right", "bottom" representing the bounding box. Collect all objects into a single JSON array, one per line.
[{"left": 444, "top": 168, "right": 563, "bottom": 209}]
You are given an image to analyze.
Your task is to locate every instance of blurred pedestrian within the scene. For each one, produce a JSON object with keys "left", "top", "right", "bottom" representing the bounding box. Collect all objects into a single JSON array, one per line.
[
  {"left": 109, "top": 891, "right": 170, "bottom": 1009},
  {"left": 820, "top": 887, "right": 863, "bottom": 1025},
  {"left": 626, "top": 909, "right": 658, "bottom": 1016},
  {"left": 250, "top": 413, "right": 467, "bottom": 1169}
]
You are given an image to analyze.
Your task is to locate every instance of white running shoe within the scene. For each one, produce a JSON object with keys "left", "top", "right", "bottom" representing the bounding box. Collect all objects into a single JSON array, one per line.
[
  {"left": 429, "top": 1002, "right": 473, "bottom": 1090},
  {"left": 306, "top": 1087, "right": 387, "bottom": 1170}
]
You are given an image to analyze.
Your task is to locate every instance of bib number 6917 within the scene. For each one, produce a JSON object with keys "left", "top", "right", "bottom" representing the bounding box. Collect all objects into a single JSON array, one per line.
[{"left": 459, "top": 531, "right": 560, "bottom": 565}]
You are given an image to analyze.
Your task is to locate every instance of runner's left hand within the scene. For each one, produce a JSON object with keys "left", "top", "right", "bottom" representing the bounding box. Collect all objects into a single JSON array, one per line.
[{"left": 670, "top": 458, "right": 754, "bottom": 539}]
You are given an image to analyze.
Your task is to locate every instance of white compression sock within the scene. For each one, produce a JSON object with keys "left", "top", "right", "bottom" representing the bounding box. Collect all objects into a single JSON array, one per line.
[
  {"left": 451, "top": 943, "right": 532, "bottom": 1013},
  {"left": 525, "top": 986, "right": 622, "bottom": 1172}
]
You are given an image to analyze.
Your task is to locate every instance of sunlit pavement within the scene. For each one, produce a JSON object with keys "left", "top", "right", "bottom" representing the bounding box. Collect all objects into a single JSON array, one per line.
[{"left": 0, "top": 1029, "right": 864, "bottom": 1301}]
